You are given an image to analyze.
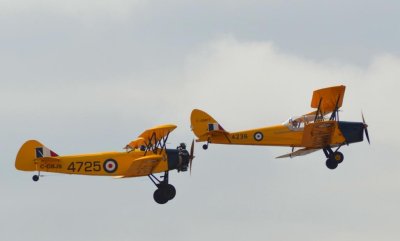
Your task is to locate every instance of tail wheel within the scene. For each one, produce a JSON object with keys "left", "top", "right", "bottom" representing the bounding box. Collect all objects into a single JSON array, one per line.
[
  {"left": 333, "top": 152, "right": 344, "bottom": 164},
  {"left": 326, "top": 159, "right": 338, "bottom": 170},
  {"left": 202, "top": 144, "right": 208, "bottom": 150},
  {"left": 32, "top": 175, "right": 39, "bottom": 182}
]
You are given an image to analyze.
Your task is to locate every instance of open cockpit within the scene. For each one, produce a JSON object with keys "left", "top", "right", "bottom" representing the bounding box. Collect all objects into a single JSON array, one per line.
[{"left": 283, "top": 115, "right": 317, "bottom": 131}]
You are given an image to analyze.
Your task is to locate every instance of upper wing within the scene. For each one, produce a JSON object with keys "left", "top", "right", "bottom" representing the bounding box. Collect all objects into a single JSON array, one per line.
[
  {"left": 310, "top": 85, "right": 346, "bottom": 114},
  {"left": 118, "top": 155, "right": 164, "bottom": 177},
  {"left": 139, "top": 124, "right": 177, "bottom": 146},
  {"left": 276, "top": 148, "right": 320, "bottom": 158},
  {"left": 124, "top": 124, "right": 177, "bottom": 152}
]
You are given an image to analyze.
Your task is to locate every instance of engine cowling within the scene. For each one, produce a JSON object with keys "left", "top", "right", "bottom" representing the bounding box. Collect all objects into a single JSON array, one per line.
[{"left": 166, "top": 144, "right": 190, "bottom": 172}]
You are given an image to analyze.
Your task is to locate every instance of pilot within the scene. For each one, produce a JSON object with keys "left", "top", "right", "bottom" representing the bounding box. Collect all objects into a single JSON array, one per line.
[
  {"left": 292, "top": 120, "right": 299, "bottom": 128},
  {"left": 177, "top": 143, "right": 188, "bottom": 171},
  {"left": 178, "top": 143, "right": 186, "bottom": 150}
]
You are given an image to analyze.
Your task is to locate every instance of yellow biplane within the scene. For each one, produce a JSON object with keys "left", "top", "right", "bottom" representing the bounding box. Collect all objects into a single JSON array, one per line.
[
  {"left": 15, "top": 124, "right": 194, "bottom": 204},
  {"left": 191, "top": 85, "right": 370, "bottom": 169}
]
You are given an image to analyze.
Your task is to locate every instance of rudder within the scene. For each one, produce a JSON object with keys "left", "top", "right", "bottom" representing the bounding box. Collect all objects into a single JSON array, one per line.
[
  {"left": 190, "top": 109, "right": 227, "bottom": 141},
  {"left": 15, "top": 140, "right": 58, "bottom": 171}
]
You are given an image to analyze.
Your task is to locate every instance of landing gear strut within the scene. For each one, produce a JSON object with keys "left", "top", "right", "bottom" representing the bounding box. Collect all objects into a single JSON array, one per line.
[
  {"left": 149, "top": 172, "right": 176, "bottom": 204},
  {"left": 202, "top": 138, "right": 210, "bottom": 150},
  {"left": 323, "top": 146, "right": 344, "bottom": 170}
]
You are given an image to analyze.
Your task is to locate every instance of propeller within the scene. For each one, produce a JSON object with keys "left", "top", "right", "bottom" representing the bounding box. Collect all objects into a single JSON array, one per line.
[
  {"left": 361, "top": 112, "right": 370, "bottom": 144},
  {"left": 189, "top": 139, "right": 195, "bottom": 174}
]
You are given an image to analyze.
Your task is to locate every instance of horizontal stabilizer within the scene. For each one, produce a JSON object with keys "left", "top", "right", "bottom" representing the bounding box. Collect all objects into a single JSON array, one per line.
[{"left": 197, "top": 129, "right": 230, "bottom": 142}]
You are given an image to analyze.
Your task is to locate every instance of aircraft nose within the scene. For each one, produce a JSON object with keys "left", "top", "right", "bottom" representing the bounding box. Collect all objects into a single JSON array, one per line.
[{"left": 338, "top": 121, "right": 365, "bottom": 144}]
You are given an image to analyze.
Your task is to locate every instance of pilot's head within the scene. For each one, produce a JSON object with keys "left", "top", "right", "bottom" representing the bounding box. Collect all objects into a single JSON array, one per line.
[{"left": 179, "top": 143, "right": 186, "bottom": 150}]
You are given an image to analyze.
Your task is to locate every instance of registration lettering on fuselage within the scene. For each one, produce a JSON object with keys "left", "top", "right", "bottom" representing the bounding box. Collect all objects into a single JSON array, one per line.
[
  {"left": 40, "top": 164, "right": 62, "bottom": 169},
  {"left": 231, "top": 133, "right": 248, "bottom": 140}
]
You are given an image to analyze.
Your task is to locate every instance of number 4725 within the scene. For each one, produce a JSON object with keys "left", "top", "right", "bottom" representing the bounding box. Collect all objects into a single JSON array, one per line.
[{"left": 67, "top": 161, "right": 101, "bottom": 172}]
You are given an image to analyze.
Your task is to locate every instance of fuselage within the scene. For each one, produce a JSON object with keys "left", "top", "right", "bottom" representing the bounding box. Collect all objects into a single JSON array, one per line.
[
  {"left": 16, "top": 147, "right": 189, "bottom": 177},
  {"left": 208, "top": 121, "right": 365, "bottom": 148}
]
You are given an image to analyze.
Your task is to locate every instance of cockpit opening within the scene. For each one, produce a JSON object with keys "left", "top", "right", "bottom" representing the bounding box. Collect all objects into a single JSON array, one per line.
[{"left": 283, "top": 115, "right": 316, "bottom": 131}]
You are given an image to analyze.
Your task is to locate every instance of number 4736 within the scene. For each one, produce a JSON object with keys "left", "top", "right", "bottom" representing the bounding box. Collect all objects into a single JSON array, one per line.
[{"left": 67, "top": 161, "right": 101, "bottom": 172}]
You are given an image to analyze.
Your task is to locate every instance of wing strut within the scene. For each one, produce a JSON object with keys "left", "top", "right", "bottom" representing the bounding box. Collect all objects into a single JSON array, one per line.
[
  {"left": 143, "top": 131, "right": 171, "bottom": 155},
  {"left": 314, "top": 97, "right": 323, "bottom": 122},
  {"left": 329, "top": 94, "right": 341, "bottom": 121}
]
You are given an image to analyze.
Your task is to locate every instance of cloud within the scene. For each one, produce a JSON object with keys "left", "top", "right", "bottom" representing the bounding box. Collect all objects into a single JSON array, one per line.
[
  {"left": 2, "top": 35, "right": 398, "bottom": 149},
  {"left": 0, "top": 0, "right": 147, "bottom": 19},
  {"left": 2, "top": 35, "right": 400, "bottom": 241},
  {"left": 181, "top": 36, "right": 399, "bottom": 146}
]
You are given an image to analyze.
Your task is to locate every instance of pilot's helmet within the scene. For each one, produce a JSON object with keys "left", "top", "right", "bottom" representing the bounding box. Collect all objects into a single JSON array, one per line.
[{"left": 180, "top": 143, "right": 186, "bottom": 149}]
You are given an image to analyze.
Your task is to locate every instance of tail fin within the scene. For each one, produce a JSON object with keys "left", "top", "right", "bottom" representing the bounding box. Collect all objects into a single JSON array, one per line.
[
  {"left": 190, "top": 109, "right": 228, "bottom": 141},
  {"left": 15, "top": 140, "right": 58, "bottom": 171}
]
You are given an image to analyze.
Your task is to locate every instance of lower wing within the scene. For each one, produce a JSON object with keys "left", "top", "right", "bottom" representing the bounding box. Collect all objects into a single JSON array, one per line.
[{"left": 276, "top": 148, "right": 320, "bottom": 159}]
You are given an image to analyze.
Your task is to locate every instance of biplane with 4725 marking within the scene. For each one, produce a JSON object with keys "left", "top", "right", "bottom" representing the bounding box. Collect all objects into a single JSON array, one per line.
[
  {"left": 15, "top": 124, "right": 194, "bottom": 204},
  {"left": 191, "top": 85, "right": 370, "bottom": 170}
]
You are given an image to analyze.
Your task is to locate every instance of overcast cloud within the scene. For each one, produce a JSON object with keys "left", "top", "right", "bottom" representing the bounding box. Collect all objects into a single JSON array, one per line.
[{"left": 1, "top": 1, "right": 399, "bottom": 241}]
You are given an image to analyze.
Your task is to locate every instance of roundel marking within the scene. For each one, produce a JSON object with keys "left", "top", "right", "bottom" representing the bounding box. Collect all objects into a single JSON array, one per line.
[
  {"left": 254, "top": 132, "right": 264, "bottom": 141},
  {"left": 103, "top": 159, "right": 118, "bottom": 173}
]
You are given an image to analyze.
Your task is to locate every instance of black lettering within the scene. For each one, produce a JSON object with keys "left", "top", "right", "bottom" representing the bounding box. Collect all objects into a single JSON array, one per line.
[
  {"left": 67, "top": 162, "right": 75, "bottom": 172},
  {"left": 93, "top": 161, "right": 101, "bottom": 171},
  {"left": 85, "top": 162, "right": 92, "bottom": 172},
  {"left": 76, "top": 162, "right": 83, "bottom": 172}
]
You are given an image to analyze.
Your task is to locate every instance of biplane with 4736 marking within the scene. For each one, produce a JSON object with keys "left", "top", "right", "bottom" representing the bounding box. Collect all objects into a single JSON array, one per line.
[
  {"left": 191, "top": 85, "right": 370, "bottom": 170},
  {"left": 15, "top": 124, "right": 194, "bottom": 204}
]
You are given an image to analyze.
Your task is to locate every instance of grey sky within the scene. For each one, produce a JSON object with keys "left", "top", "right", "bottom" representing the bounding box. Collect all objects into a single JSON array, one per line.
[{"left": 1, "top": 1, "right": 399, "bottom": 241}]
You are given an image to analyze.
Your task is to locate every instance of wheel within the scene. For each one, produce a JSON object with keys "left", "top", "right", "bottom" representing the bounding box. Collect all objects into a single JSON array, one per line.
[
  {"left": 161, "top": 184, "right": 176, "bottom": 200},
  {"left": 153, "top": 189, "right": 168, "bottom": 204},
  {"left": 32, "top": 175, "right": 39, "bottom": 182},
  {"left": 202, "top": 144, "right": 208, "bottom": 150},
  {"left": 333, "top": 152, "right": 344, "bottom": 164},
  {"left": 325, "top": 159, "right": 338, "bottom": 170}
]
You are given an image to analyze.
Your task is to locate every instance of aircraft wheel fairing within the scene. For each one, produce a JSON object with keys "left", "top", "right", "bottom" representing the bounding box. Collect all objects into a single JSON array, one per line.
[
  {"left": 153, "top": 189, "right": 168, "bottom": 204},
  {"left": 333, "top": 152, "right": 344, "bottom": 163},
  {"left": 32, "top": 175, "right": 39, "bottom": 182},
  {"left": 326, "top": 159, "right": 338, "bottom": 169}
]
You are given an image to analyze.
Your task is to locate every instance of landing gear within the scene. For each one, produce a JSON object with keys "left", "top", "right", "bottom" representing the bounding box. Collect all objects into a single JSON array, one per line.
[
  {"left": 323, "top": 147, "right": 344, "bottom": 170},
  {"left": 32, "top": 175, "right": 39, "bottom": 182},
  {"left": 32, "top": 171, "right": 41, "bottom": 182},
  {"left": 153, "top": 184, "right": 176, "bottom": 204},
  {"left": 149, "top": 172, "right": 176, "bottom": 204},
  {"left": 202, "top": 138, "right": 210, "bottom": 150},
  {"left": 333, "top": 151, "right": 344, "bottom": 164},
  {"left": 325, "top": 158, "right": 338, "bottom": 169}
]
